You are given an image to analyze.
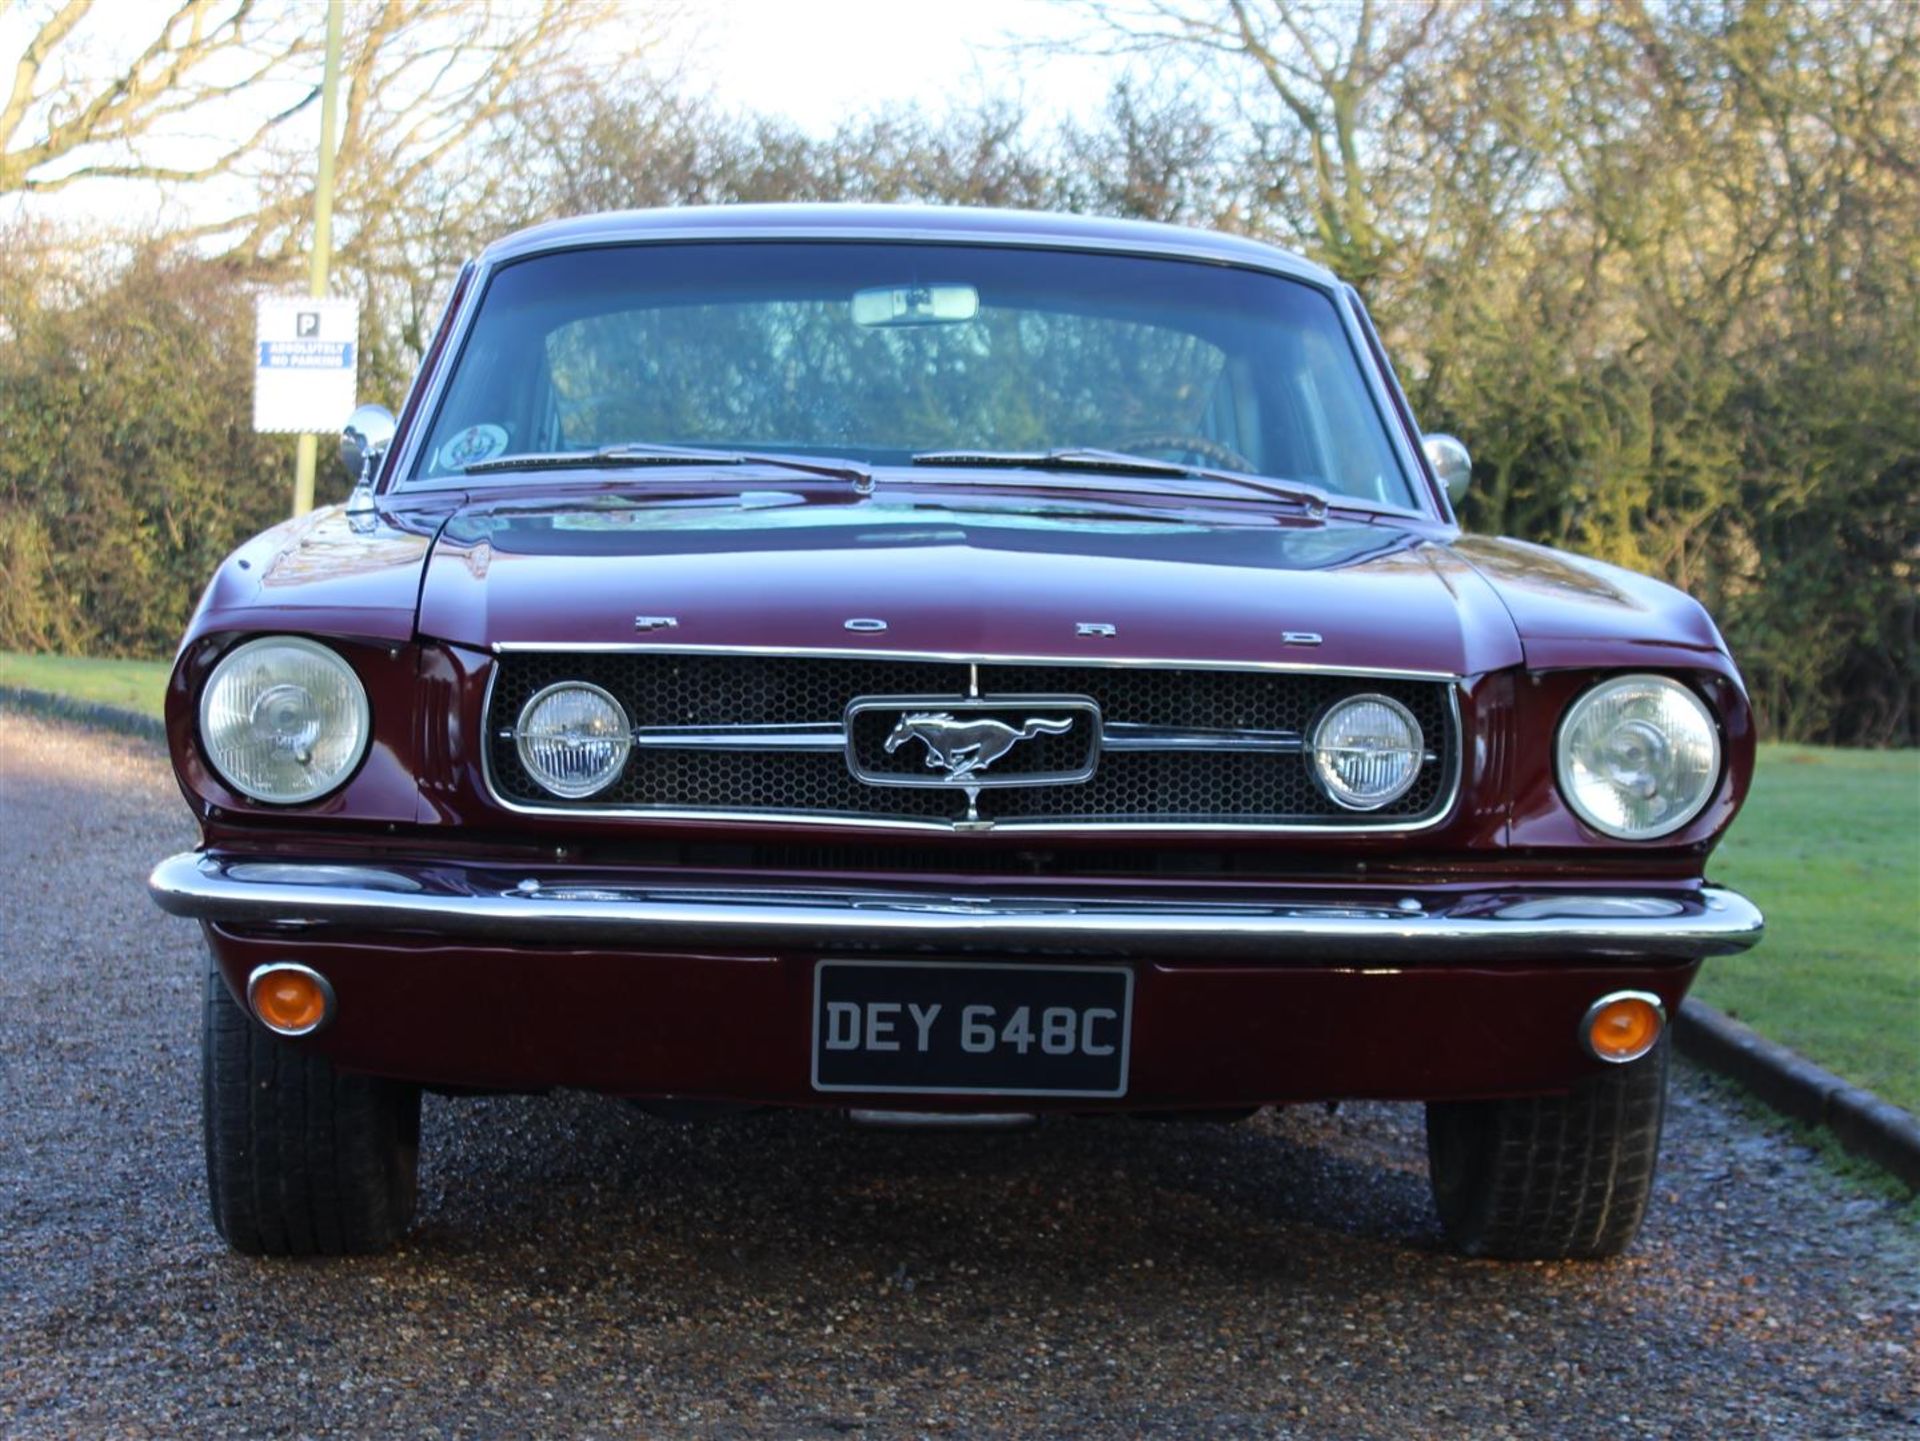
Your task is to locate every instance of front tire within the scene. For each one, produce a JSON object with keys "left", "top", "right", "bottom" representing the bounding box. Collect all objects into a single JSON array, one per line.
[
  {"left": 1425, "top": 1039, "right": 1669, "bottom": 1260},
  {"left": 202, "top": 962, "right": 421, "bottom": 1255}
]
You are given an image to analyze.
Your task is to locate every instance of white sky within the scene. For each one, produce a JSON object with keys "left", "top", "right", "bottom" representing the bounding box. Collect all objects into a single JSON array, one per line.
[{"left": 667, "top": 0, "right": 1128, "bottom": 132}]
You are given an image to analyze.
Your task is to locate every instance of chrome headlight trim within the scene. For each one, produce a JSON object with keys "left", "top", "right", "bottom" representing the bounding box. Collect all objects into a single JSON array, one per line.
[
  {"left": 513, "top": 681, "right": 633, "bottom": 799},
  {"left": 198, "top": 635, "right": 371, "bottom": 805},
  {"left": 1555, "top": 673, "right": 1722, "bottom": 841},
  {"left": 1309, "top": 692, "right": 1424, "bottom": 811}
]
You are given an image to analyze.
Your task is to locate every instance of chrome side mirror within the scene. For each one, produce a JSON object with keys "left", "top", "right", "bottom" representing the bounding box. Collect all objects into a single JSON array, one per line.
[
  {"left": 1421, "top": 433, "right": 1472, "bottom": 502},
  {"left": 339, "top": 404, "right": 397, "bottom": 484}
]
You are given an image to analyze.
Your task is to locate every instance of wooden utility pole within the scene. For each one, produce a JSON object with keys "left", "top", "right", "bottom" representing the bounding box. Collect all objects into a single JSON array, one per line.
[{"left": 292, "top": 1, "right": 345, "bottom": 517}]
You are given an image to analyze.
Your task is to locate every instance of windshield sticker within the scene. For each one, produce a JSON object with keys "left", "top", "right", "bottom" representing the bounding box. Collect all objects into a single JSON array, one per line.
[{"left": 437, "top": 423, "right": 509, "bottom": 470}]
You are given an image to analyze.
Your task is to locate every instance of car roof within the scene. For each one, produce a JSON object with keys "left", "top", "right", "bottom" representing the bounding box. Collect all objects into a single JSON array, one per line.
[{"left": 479, "top": 204, "right": 1337, "bottom": 286}]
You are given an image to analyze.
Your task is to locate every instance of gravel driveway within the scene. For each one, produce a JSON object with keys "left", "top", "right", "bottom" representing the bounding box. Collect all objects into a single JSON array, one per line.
[{"left": 2, "top": 707, "right": 1915, "bottom": 1439}]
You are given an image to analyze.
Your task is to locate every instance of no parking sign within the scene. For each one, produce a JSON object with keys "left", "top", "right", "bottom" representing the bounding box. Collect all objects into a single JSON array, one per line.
[{"left": 253, "top": 295, "right": 359, "bottom": 434}]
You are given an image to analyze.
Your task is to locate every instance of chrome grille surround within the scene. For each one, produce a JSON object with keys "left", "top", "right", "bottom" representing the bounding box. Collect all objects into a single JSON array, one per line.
[{"left": 481, "top": 646, "right": 1463, "bottom": 833}]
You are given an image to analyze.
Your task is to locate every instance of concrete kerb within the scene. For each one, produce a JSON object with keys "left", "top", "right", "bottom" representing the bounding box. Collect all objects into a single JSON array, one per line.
[
  {"left": 1676, "top": 998, "right": 1920, "bottom": 1192},
  {"left": 0, "top": 685, "right": 165, "bottom": 742}
]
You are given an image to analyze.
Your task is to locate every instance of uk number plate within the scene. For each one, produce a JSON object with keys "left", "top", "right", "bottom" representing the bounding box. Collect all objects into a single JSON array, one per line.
[{"left": 811, "top": 961, "right": 1133, "bottom": 1098}]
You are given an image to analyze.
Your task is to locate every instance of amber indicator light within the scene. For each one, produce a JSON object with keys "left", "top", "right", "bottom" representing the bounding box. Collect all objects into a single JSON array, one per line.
[
  {"left": 249, "top": 966, "right": 331, "bottom": 1035},
  {"left": 1585, "top": 994, "right": 1663, "bottom": 1063}
]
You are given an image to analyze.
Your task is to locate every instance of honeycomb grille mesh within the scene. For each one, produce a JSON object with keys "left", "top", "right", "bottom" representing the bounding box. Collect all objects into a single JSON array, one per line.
[{"left": 486, "top": 652, "right": 1455, "bottom": 827}]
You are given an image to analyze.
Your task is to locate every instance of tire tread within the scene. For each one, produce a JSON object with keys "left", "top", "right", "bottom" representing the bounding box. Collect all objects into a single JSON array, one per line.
[
  {"left": 201, "top": 962, "right": 420, "bottom": 1256},
  {"left": 1426, "top": 1040, "right": 1668, "bottom": 1260}
]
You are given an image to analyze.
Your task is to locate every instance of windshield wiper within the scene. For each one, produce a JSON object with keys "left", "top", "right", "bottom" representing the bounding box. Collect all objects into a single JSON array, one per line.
[
  {"left": 620, "top": 445, "right": 874, "bottom": 491},
  {"left": 464, "top": 443, "right": 736, "bottom": 475},
  {"left": 910, "top": 447, "right": 1328, "bottom": 516},
  {"left": 467, "top": 443, "right": 872, "bottom": 493}
]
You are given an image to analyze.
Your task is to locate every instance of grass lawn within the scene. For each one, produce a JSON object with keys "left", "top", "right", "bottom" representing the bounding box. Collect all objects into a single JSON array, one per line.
[
  {"left": 1699, "top": 745, "right": 1920, "bottom": 1115},
  {"left": 0, "top": 650, "right": 171, "bottom": 718}
]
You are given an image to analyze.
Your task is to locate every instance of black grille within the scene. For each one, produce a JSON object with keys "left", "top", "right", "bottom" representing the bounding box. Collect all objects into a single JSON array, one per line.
[{"left": 486, "top": 652, "right": 1456, "bottom": 827}]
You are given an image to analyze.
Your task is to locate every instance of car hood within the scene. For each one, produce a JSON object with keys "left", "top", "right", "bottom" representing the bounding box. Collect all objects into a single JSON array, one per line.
[
  {"left": 1448, "top": 535, "right": 1733, "bottom": 669},
  {"left": 189, "top": 503, "right": 443, "bottom": 645},
  {"left": 414, "top": 496, "right": 1526, "bottom": 677}
]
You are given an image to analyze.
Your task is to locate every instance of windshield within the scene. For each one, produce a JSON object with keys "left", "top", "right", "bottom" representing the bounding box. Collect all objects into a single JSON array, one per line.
[{"left": 411, "top": 241, "right": 1415, "bottom": 507}]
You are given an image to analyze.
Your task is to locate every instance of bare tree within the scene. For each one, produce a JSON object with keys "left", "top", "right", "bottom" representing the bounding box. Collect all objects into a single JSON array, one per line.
[
  {"left": 1, "top": 1, "right": 665, "bottom": 242},
  {"left": 4, "top": 0, "right": 675, "bottom": 394},
  {"left": 1, "top": 1, "right": 321, "bottom": 195},
  {"left": 226, "top": 2, "right": 653, "bottom": 259},
  {"left": 1061, "top": 0, "right": 1455, "bottom": 279}
]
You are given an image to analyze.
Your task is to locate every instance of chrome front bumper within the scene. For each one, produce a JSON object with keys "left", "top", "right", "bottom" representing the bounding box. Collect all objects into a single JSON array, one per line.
[{"left": 149, "top": 853, "right": 1765, "bottom": 963}]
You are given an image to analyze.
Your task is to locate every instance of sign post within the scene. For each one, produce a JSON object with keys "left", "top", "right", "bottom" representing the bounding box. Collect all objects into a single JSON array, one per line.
[{"left": 287, "top": 0, "right": 347, "bottom": 516}]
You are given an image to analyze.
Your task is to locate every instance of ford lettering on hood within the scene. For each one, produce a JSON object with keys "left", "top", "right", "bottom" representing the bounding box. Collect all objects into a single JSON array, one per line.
[{"left": 416, "top": 494, "right": 1526, "bottom": 678}]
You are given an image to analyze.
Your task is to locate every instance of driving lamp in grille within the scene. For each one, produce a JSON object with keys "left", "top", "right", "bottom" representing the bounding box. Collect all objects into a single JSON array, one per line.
[
  {"left": 515, "top": 682, "right": 633, "bottom": 798},
  {"left": 1309, "top": 694, "right": 1424, "bottom": 810},
  {"left": 1556, "top": 674, "right": 1720, "bottom": 839},
  {"left": 199, "top": 636, "right": 370, "bottom": 804}
]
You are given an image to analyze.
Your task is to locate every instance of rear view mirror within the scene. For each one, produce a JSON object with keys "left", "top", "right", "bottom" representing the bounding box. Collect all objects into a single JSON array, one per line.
[{"left": 851, "top": 283, "right": 979, "bottom": 327}]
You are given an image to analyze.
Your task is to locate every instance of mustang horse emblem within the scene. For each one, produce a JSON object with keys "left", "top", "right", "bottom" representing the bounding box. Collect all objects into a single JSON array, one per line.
[{"left": 884, "top": 712, "right": 1076, "bottom": 782}]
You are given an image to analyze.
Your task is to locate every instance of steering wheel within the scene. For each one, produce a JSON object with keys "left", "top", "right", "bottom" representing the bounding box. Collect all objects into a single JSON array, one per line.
[{"left": 1111, "top": 431, "right": 1256, "bottom": 474}]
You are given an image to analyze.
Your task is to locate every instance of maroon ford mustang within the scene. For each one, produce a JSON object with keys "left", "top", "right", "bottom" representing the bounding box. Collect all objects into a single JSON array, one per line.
[{"left": 149, "top": 205, "right": 1763, "bottom": 1258}]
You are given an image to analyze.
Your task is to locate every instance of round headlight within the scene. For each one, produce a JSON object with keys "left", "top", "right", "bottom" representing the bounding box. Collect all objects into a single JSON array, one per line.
[
  {"left": 199, "top": 637, "right": 370, "bottom": 804},
  {"left": 1556, "top": 674, "right": 1720, "bottom": 840},
  {"left": 515, "top": 682, "right": 631, "bottom": 799},
  {"left": 1311, "top": 694, "right": 1424, "bottom": 810}
]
